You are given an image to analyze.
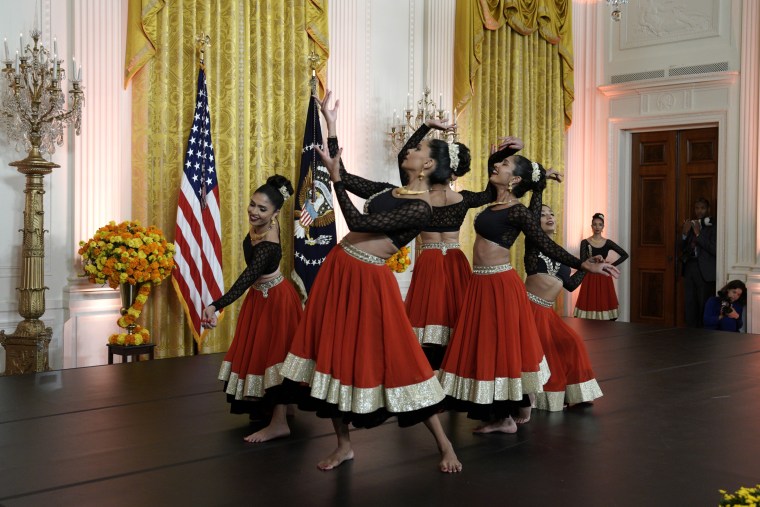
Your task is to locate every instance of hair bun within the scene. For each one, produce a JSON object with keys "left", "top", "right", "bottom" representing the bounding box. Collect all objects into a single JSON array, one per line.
[{"left": 266, "top": 174, "right": 294, "bottom": 200}]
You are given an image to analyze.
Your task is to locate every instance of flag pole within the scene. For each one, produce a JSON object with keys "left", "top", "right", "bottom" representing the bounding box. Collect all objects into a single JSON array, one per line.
[{"left": 307, "top": 50, "right": 321, "bottom": 208}]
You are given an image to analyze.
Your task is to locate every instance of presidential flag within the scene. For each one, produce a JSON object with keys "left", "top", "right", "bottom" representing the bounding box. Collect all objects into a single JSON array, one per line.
[
  {"left": 172, "top": 67, "right": 224, "bottom": 344},
  {"left": 292, "top": 94, "right": 336, "bottom": 298}
]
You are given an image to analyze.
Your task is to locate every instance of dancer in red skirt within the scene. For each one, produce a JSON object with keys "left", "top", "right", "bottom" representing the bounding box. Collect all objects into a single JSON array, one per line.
[
  {"left": 438, "top": 149, "right": 618, "bottom": 434},
  {"left": 573, "top": 213, "right": 629, "bottom": 320},
  {"left": 202, "top": 174, "right": 303, "bottom": 443},
  {"left": 281, "top": 93, "right": 461, "bottom": 473},
  {"left": 405, "top": 134, "right": 525, "bottom": 370},
  {"left": 525, "top": 202, "right": 603, "bottom": 412}
]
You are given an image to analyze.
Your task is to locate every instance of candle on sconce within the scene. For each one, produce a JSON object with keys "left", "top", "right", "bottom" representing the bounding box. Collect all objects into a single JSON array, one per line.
[
  {"left": 4, "top": 38, "right": 8, "bottom": 61},
  {"left": 439, "top": 93, "right": 443, "bottom": 110},
  {"left": 77, "top": 65, "right": 82, "bottom": 82},
  {"left": 19, "top": 33, "right": 24, "bottom": 53},
  {"left": 53, "top": 37, "right": 57, "bottom": 56},
  {"left": 53, "top": 54, "right": 58, "bottom": 80},
  {"left": 15, "top": 51, "right": 19, "bottom": 73},
  {"left": 72, "top": 56, "right": 76, "bottom": 78},
  {"left": 407, "top": 93, "right": 411, "bottom": 110}
]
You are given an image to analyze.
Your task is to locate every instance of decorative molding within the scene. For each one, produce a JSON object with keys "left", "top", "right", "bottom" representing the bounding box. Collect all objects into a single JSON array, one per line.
[
  {"left": 599, "top": 72, "right": 739, "bottom": 97},
  {"left": 620, "top": 0, "right": 719, "bottom": 49}
]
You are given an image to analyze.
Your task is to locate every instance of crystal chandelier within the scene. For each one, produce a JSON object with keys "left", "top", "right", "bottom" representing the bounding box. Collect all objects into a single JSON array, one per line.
[
  {"left": 1, "top": 28, "right": 84, "bottom": 155},
  {"left": 607, "top": 0, "right": 629, "bottom": 22},
  {"left": 388, "top": 87, "right": 457, "bottom": 154}
]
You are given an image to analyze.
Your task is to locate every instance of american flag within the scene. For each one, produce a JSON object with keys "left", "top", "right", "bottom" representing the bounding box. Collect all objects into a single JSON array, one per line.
[{"left": 171, "top": 67, "right": 224, "bottom": 344}]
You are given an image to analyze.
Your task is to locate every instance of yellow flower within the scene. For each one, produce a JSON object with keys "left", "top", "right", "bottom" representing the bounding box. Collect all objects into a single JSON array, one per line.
[{"left": 385, "top": 245, "right": 412, "bottom": 273}]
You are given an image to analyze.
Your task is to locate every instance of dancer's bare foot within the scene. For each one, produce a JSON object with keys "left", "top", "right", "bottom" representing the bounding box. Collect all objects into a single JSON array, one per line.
[
  {"left": 514, "top": 406, "right": 531, "bottom": 424},
  {"left": 317, "top": 445, "right": 354, "bottom": 471},
  {"left": 473, "top": 417, "right": 518, "bottom": 434},
  {"left": 438, "top": 441, "right": 463, "bottom": 473},
  {"left": 243, "top": 423, "right": 291, "bottom": 443}
]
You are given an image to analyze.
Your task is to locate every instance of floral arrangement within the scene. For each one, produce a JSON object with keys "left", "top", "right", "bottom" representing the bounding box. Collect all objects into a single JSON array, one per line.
[
  {"left": 78, "top": 220, "right": 175, "bottom": 345},
  {"left": 79, "top": 220, "right": 175, "bottom": 288},
  {"left": 386, "top": 245, "right": 412, "bottom": 273},
  {"left": 719, "top": 485, "right": 760, "bottom": 506}
]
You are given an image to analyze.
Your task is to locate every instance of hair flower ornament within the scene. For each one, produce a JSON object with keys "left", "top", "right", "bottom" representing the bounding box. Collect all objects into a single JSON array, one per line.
[
  {"left": 531, "top": 161, "right": 541, "bottom": 182},
  {"left": 448, "top": 143, "right": 460, "bottom": 171}
]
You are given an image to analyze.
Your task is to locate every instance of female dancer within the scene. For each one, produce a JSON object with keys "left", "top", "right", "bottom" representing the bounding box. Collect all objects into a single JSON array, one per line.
[
  {"left": 281, "top": 94, "right": 461, "bottom": 473},
  {"left": 438, "top": 151, "right": 618, "bottom": 434},
  {"left": 525, "top": 202, "right": 604, "bottom": 411},
  {"left": 574, "top": 213, "right": 629, "bottom": 320},
  {"left": 404, "top": 131, "right": 523, "bottom": 368},
  {"left": 202, "top": 175, "right": 303, "bottom": 443}
]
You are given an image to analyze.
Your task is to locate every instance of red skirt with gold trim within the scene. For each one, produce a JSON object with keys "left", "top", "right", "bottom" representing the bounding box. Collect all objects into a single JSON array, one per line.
[
  {"left": 281, "top": 244, "right": 443, "bottom": 428},
  {"left": 405, "top": 247, "right": 471, "bottom": 368},
  {"left": 530, "top": 301, "right": 603, "bottom": 411},
  {"left": 218, "top": 277, "right": 303, "bottom": 411},
  {"left": 438, "top": 266, "right": 549, "bottom": 414},
  {"left": 573, "top": 272, "right": 619, "bottom": 320}
]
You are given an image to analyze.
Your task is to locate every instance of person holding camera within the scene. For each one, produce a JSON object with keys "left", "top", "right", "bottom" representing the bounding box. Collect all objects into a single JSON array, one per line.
[
  {"left": 703, "top": 280, "right": 747, "bottom": 332},
  {"left": 682, "top": 197, "right": 716, "bottom": 327}
]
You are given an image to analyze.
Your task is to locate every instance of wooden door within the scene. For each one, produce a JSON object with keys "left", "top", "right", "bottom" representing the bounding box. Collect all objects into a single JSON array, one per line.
[
  {"left": 629, "top": 127, "right": 718, "bottom": 326},
  {"left": 630, "top": 131, "right": 678, "bottom": 325}
]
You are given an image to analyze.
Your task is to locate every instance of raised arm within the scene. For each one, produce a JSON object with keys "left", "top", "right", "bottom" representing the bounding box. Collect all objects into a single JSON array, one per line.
[
  {"left": 397, "top": 124, "right": 432, "bottom": 185},
  {"left": 326, "top": 137, "right": 394, "bottom": 198}
]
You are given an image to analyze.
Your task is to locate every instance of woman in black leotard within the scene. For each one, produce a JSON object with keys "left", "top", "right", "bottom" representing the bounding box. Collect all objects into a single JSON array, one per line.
[
  {"left": 281, "top": 92, "right": 462, "bottom": 473},
  {"left": 438, "top": 150, "right": 618, "bottom": 434},
  {"left": 574, "top": 213, "right": 629, "bottom": 320},
  {"left": 202, "top": 175, "right": 302, "bottom": 443}
]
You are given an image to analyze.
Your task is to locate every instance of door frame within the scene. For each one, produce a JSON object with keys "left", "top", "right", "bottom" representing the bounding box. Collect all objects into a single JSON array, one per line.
[{"left": 607, "top": 112, "right": 728, "bottom": 322}]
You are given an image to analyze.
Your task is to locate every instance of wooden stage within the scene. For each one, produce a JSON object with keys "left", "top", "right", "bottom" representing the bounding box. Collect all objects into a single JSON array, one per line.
[{"left": 1, "top": 319, "right": 759, "bottom": 506}]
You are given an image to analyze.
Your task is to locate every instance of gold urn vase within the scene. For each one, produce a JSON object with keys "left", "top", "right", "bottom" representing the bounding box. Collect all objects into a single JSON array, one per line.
[{"left": 119, "top": 283, "right": 141, "bottom": 335}]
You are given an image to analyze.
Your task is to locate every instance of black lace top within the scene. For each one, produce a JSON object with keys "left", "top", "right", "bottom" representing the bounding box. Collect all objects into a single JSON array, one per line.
[
  {"left": 210, "top": 237, "right": 281, "bottom": 311},
  {"left": 579, "top": 239, "right": 629, "bottom": 266},
  {"left": 333, "top": 182, "right": 431, "bottom": 249},
  {"left": 328, "top": 133, "right": 433, "bottom": 248},
  {"left": 400, "top": 124, "right": 497, "bottom": 232},
  {"left": 424, "top": 190, "right": 494, "bottom": 232},
  {"left": 525, "top": 249, "right": 585, "bottom": 292},
  {"left": 475, "top": 205, "right": 582, "bottom": 269}
]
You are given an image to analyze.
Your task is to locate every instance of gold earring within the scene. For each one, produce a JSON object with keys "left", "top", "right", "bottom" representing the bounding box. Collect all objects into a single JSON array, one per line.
[
  {"left": 508, "top": 181, "right": 513, "bottom": 193},
  {"left": 270, "top": 216, "right": 276, "bottom": 225},
  {"left": 418, "top": 173, "right": 424, "bottom": 181}
]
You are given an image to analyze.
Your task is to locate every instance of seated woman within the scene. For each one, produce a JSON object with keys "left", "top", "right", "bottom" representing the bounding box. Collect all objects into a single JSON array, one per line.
[{"left": 703, "top": 280, "right": 747, "bottom": 332}]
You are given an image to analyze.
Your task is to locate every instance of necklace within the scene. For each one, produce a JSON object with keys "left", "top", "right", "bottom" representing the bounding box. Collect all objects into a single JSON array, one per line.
[
  {"left": 396, "top": 186, "right": 431, "bottom": 196},
  {"left": 488, "top": 198, "right": 520, "bottom": 207},
  {"left": 249, "top": 222, "right": 273, "bottom": 242}
]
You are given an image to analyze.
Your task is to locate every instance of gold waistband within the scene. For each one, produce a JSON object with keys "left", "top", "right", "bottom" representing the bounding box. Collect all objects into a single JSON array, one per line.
[
  {"left": 527, "top": 292, "right": 554, "bottom": 308},
  {"left": 340, "top": 239, "right": 386, "bottom": 265},
  {"left": 473, "top": 263, "right": 513, "bottom": 275},
  {"left": 253, "top": 273, "right": 284, "bottom": 298},
  {"left": 420, "top": 242, "right": 461, "bottom": 255}
]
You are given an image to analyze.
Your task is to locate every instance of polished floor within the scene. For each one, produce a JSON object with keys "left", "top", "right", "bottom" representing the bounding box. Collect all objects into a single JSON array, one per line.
[{"left": 1, "top": 319, "right": 759, "bottom": 506}]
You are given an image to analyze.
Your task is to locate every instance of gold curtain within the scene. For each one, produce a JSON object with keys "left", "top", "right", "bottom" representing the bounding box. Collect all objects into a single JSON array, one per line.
[
  {"left": 127, "top": 0, "right": 328, "bottom": 357},
  {"left": 454, "top": 0, "right": 572, "bottom": 273}
]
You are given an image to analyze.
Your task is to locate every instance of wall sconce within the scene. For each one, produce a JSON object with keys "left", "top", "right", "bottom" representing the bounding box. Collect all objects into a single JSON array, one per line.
[{"left": 607, "top": 0, "right": 629, "bottom": 22}]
